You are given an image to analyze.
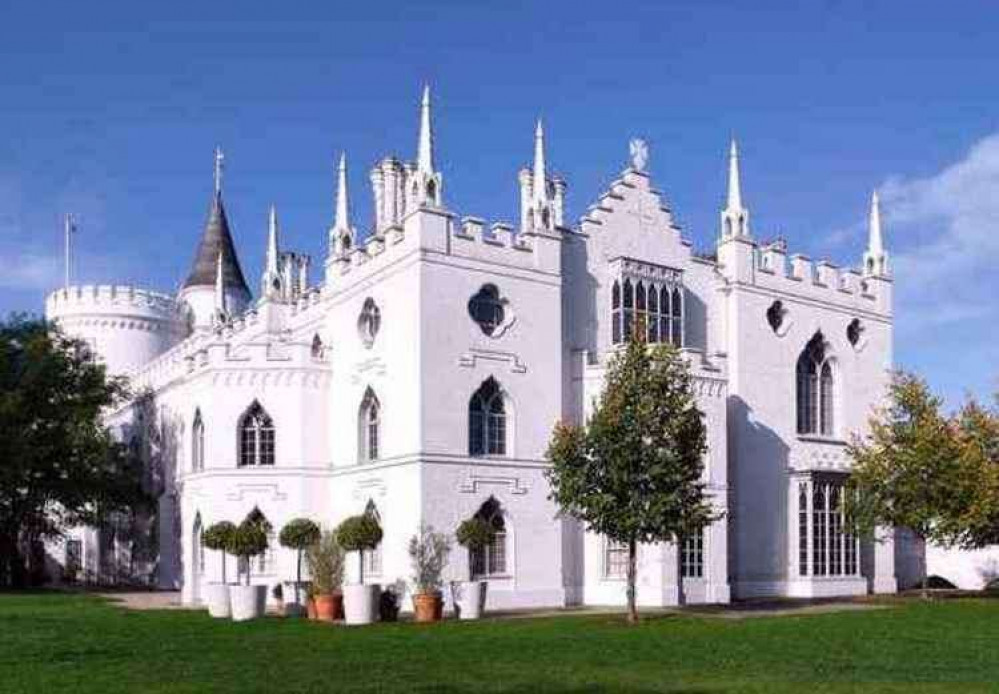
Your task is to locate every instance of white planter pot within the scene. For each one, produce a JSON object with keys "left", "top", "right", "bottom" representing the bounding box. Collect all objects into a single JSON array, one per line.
[
  {"left": 343, "top": 583, "right": 379, "bottom": 625},
  {"left": 230, "top": 585, "right": 267, "bottom": 622},
  {"left": 205, "top": 583, "right": 231, "bottom": 618},
  {"left": 459, "top": 581, "right": 488, "bottom": 620}
]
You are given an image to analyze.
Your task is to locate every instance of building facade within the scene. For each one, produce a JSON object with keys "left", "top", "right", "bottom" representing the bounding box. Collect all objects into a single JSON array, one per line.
[{"left": 46, "top": 88, "right": 912, "bottom": 607}]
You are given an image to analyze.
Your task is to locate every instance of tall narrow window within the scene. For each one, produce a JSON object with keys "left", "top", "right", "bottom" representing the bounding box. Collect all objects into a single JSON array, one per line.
[
  {"left": 660, "top": 286, "right": 671, "bottom": 345},
  {"left": 192, "top": 409, "right": 205, "bottom": 472},
  {"left": 797, "top": 332, "right": 835, "bottom": 436},
  {"left": 681, "top": 528, "right": 705, "bottom": 578},
  {"left": 470, "top": 497, "right": 507, "bottom": 578},
  {"left": 238, "top": 402, "right": 275, "bottom": 467},
  {"left": 647, "top": 283, "right": 660, "bottom": 343},
  {"left": 812, "top": 484, "right": 827, "bottom": 576},
  {"left": 359, "top": 389, "right": 381, "bottom": 463},
  {"left": 611, "top": 280, "right": 622, "bottom": 344},
  {"left": 670, "top": 287, "right": 683, "bottom": 346},
  {"left": 193, "top": 514, "right": 205, "bottom": 576},
  {"left": 362, "top": 500, "right": 382, "bottom": 576},
  {"left": 635, "top": 281, "right": 647, "bottom": 339},
  {"left": 830, "top": 486, "right": 842, "bottom": 576},
  {"left": 469, "top": 377, "right": 507, "bottom": 456},
  {"left": 798, "top": 482, "right": 809, "bottom": 576},
  {"left": 622, "top": 279, "right": 634, "bottom": 341}
]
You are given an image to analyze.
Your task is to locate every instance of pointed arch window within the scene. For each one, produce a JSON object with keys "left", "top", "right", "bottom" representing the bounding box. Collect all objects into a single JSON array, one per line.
[
  {"left": 622, "top": 279, "right": 634, "bottom": 341},
  {"left": 362, "top": 500, "right": 383, "bottom": 576},
  {"left": 470, "top": 497, "right": 507, "bottom": 578},
  {"left": 311, "top": 334, "right": 324, "bottom": 359},
  {"left": 238, "top": 402, "right": 275, "bottom": 467},
  {"left": 193, "top": 513, "right": 205, "bottom": 576},
  {"left": 192, "top": 409, "right": 205, "bottom": 472},
  {"left": 469, "top": 377, "right": 507, "bottom": 457},
  {"left": 647, "top": 283, "right": 659, "bottom": 343},
  {"left": 796, "top": 333, "right": 835, "bottom": 436},
  {"left": 359, "top": 389, "right": 381, "bottom": 463},
  {"left": 611, "top": 280, "right": 622, "bottom": 344}
]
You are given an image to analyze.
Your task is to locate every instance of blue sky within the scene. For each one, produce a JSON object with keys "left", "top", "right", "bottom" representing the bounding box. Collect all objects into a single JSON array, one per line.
[{"left": 0, "top": 1, "right": 996, "bottom": 406}]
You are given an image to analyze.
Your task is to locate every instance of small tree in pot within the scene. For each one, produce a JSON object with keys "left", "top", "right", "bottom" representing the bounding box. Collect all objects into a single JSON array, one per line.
[
  {"left": 228, "top": 521, "right": 270, "bottom": 621},
  {"left": 305, "top": 529, "right": 345, "bottom": 622},
  {"left": 279, "top": 518, "right": 320, "bottom": 616},
  {"left": 408, "top": 524, "right": 451, "bottom": 623},
  {"left": 336, "top": 513, "right": 383, "bottom": 625},
  {"left": 455, "top": 517, "right": 494, "bottom": 620},
  {"left": 201, "top": 521, "right": 236, "bottom": 618}
]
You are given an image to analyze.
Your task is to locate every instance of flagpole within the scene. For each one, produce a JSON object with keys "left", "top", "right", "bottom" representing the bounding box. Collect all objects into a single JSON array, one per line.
[{"left": 64, "top": 214, "right": 75, "bottom": 289}]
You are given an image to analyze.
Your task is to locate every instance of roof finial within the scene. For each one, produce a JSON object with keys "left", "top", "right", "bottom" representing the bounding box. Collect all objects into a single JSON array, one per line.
[
  {"left": 214, "top": 146, "right": 224, "bottom": 196},
  {"left": 868, "top": 190, "right": 883, "bottom": 256},
  {"left": 727, "top": 138, "right": 743, "bottom": 211},
  {"left": 334, "top": 152, "right": 350, "bottom": 230},
  {"left": 417, "top": 84, "right": 434, "bottom": 174},
  {"left": 266, "top": 205, "right": 280, "bottom": 276},
  {"left": 533, "top": 118, "right": 547, "bottom": 204}
]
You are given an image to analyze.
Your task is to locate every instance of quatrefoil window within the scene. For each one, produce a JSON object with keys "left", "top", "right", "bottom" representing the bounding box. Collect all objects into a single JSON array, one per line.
[{"left": 468, "top": 284, "right": 514, "bottom": 337}]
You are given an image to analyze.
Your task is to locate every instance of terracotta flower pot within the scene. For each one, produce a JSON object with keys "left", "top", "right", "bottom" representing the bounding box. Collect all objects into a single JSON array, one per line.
[
  {"left": 314, "top": 593, "right": 344, "bottom": 622},
  {"left": 413, "top": 592, "right": 443, "bottom": 623}
]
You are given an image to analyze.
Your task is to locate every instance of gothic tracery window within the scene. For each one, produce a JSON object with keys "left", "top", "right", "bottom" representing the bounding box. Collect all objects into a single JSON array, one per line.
[
  {"left": 357, "top": 298, "right": 381, "bottom": 348},
  {"left": 610, "top": 276, "right": 684, "bottom": 347},
  {"left": 796, "top": 332, "right": 835, "bottom": 436},
  {"left": 359, "top": 389, "right": 381, "bottom": 463},
  {"left": 469, "top": 377, "right": 507, "bottom": 457},
  {"left": 238, "top": 402, "right": 275, "bottom": 467},
  {"left": 192, "top": 409, "right": 205, "bottom": 472},
  {"left": 470, "top": 497, "right": 507, "bottom": 578}
]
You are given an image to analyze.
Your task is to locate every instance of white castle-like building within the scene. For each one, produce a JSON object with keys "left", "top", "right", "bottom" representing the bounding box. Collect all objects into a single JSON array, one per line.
[{"left": 47, "top": 87, "right": 939, "bottom": 608}]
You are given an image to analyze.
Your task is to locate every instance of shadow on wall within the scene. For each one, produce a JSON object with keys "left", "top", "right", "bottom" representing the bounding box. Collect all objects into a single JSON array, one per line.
[{"left": 727, "top": 396, "right": 790, "bottom": 588}]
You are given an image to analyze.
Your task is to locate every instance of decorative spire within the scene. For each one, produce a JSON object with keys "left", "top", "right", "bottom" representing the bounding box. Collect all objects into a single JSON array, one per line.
[
  {"left": 266, "top": 205, "right": 280, "bottom": 276},
  {"left": 214, "top": 251, "right": 228, "bottom": 320},
  {"left": 417, "top": 84, "right": 434, "bottom": 174},
  {"left": 868, "top": 190, "right": 883, "bottom": 255},
  {"left": 864, "top": 190, "right": 889, "bottom": 276},
  {"left": 727, "top": 139, "right": 743, "bottom": 211},
  {"left": 334, "top": 152, "right": 350, "bottom": 231},
  {"left": 214, "top": 146, "right": 224, "bottom": 196},
  {"left": 532, "top": 119, "right": 547, "bottom": 204}
]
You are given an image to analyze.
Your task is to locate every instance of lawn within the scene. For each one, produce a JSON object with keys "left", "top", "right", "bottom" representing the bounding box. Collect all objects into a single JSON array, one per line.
[{"left": 1, "top": 593, "right": 997, "bottom": 693}]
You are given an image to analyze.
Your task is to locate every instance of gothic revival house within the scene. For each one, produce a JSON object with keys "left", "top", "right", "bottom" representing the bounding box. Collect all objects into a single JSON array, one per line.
[{"left": 46, "top": 87, "right": 908, "bottom": 607}]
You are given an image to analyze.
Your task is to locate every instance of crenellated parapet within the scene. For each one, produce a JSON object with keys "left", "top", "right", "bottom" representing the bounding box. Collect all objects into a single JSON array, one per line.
[{"left": 45, "top": 285, "right": 187, "bottom": 375}]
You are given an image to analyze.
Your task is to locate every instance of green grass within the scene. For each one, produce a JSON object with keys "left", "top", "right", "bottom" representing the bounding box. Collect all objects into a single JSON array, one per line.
[{"left": 1, "top": 593, "right": 998, "bottom": 693}]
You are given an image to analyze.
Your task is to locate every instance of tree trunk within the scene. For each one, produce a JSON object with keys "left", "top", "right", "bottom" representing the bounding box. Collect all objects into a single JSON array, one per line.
[
  {"left": 0, "top": 529, "right": 27, "bottom": 589},
  {"left": 295, "top": 550, "right": 302, "bottom": 605},
  {"left": 220, "top": 551, "right": 227, "bottom": 585},
  {"left": 626, "top": 537, "right": 638, "bottom": 623}
]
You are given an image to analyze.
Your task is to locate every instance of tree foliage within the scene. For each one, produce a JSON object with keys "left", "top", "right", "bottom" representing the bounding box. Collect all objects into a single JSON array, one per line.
[
  {"left": 845, "top": 372, "right": 966, "bottom": 546},
  {"left": 279, "top": 518, "right": 320, "bottom": 551},
  {"left": 950, "top": 396, "right": 999, "bottom": 549},
  {"left": 455, "top": 517, "right": 495, "bottom": 551},
  {"left": 0, "top": 315, "right": 149, "bottom": 587},
  {"left": 305, "top": 529, "right": 344, "bottom": 596},
  {"left": 408, "top": 523, "right": 451, "bottom": 594},
  {"left": 545, "top": 333, "right": 714, "bottom": 621},
  {"left": 229, "top": 521, "right": 269, "bottom": 586}
]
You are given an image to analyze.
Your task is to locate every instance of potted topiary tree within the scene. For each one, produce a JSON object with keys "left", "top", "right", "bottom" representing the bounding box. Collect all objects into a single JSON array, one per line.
[
  {"left": 305, "top": 529, "right": 345, "bottom": 622},
  {"left": 228, "top": 520, "right": 270, "bottom": 621},
  {"left": 408, "top": 523, "right": 451, "bottom": 623},
  {"left": 336, "top": 513, "right": 383, "bottom": 625},
  {"left": 201, "top": 521, "right": 236, "bottom": 618},
  {"left": 455, "top": 516, "right": 494, "bottom": 620},
  {"left": 279, "top": 518, "right": 320, "bottom": 617}
]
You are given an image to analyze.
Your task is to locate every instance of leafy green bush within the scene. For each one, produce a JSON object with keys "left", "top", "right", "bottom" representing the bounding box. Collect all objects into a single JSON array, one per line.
[
  {"left": 305, "top": 530, "right": 344, "bottom": 596},
  {"left": 455, "top": 517, "right": 495, "bottom": 551},
  {"left": 279, "top": 519, "right": 320, "bottom": 550},
  {"left": 201, "top": 521, "right": 236, "bottom": 583},
  {"left": 408, "top": 524, "right": 451, "bottom": 595},
  {"left": 336, "top": 514, "right": 383, "bottom": 552},
  {"left": 230, "top": 522, "right": 269, "bottom": 586}
]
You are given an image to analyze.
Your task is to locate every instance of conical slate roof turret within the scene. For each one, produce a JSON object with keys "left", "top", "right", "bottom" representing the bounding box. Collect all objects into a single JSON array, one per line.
[{"left": 182, "top": 148, "right": 251, "bottom": 298}]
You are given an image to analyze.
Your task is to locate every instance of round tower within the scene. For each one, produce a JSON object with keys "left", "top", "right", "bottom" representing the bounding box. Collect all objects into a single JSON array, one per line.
[{"left": 45, "top": 285, "right": 187, "bottom": 376}]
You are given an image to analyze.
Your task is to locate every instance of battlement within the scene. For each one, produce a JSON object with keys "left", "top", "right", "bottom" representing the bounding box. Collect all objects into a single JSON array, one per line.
[
  {"left": 46, "top": 285, "right": 181, "bottom": 322},
  {"left": 718, "top": 235, "right": 891, "bottom": 316},
  {"left": 328, "top": 205, "right": 562, "bottom": 286}
]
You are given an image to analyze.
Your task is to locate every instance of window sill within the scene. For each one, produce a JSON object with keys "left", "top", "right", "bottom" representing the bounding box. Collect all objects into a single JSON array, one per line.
[
  {"left": 472, "top": 574, "right": 513, "bottom": 581},
  {"left": 796, "top": 435, "right": 847, "bottom": 446}
]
